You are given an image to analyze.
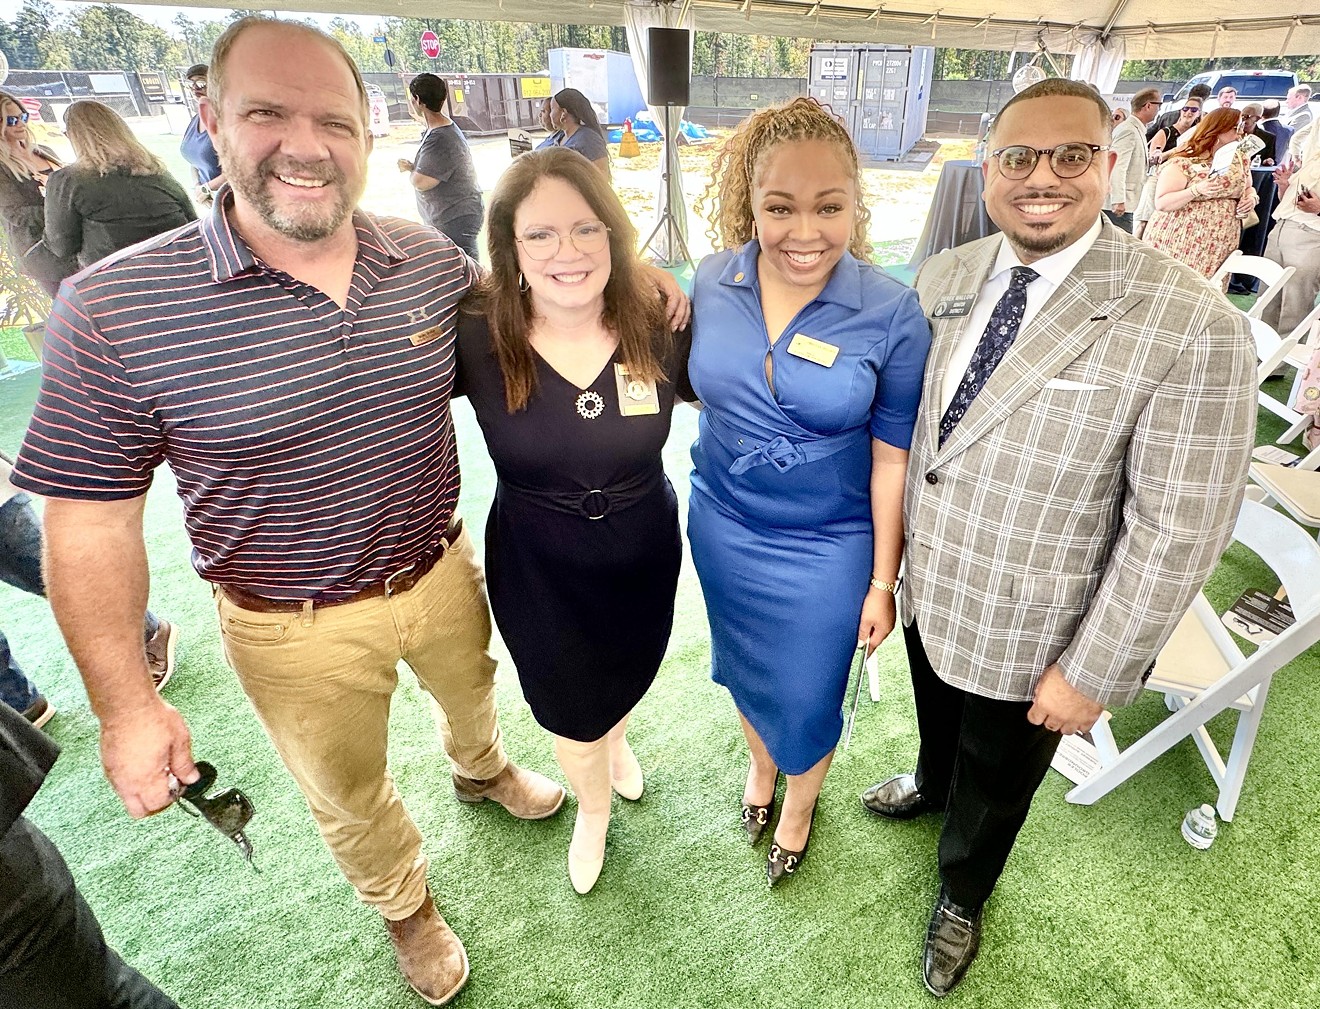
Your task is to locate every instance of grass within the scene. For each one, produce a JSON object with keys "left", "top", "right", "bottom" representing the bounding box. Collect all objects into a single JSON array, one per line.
[{"left": 4, "top": 358, "right": 1319, "bottom": 1009}]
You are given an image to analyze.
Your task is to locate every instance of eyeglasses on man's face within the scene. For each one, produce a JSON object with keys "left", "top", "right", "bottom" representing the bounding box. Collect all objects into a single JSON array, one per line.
[
  {"left": 989, "top": 143, "right": 1109, "bottom": 180},
  {"left": 4, "top": 112, "right": 31, "bottom": 127},
  {"left": 188, "top": 79, "right": 207, "bottom": 93},
  {"left": 516, "top": 220, "right": 611, "bottom": 261}
]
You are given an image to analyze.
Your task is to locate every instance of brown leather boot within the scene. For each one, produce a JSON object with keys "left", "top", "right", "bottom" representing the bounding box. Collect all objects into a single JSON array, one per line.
[
  {"left": 384, "top": 891, "right": 470, "bottom": 1006},
  {"left": 452, "top": 762, "right": 566, "bottom": 820}
]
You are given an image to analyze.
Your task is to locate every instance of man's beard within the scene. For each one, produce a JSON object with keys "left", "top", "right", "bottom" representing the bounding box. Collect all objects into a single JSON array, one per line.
[
  {"left": 1002, "top": 190, "right": 1076, "bottom": 259},
  {"left": 225, "top": 153, "right": 359, "bottom": 242}
]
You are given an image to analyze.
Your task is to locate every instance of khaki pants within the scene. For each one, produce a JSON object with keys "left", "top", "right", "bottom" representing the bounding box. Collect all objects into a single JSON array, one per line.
[
  {"left": 214, "top": 527, "right": 505, "bottom": 920},
  {"left": 1263, "top": 218, "right": 1320, "bottom": 337}
]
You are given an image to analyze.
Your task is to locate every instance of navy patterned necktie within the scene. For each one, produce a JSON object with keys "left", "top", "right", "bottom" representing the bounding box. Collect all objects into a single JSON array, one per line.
[{"left": 939, "top": 266, "right": 1039, "bottom": 447}]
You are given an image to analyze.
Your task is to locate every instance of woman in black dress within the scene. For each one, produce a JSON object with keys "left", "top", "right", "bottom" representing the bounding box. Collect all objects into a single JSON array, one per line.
[{"left": 456, "top": 147, "right": 685, "bottom": 894}]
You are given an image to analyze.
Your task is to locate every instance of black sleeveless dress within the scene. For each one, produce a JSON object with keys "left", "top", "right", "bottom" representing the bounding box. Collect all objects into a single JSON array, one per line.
[{"left": 455, "top": 313, "right": 683, "bottom": 742}]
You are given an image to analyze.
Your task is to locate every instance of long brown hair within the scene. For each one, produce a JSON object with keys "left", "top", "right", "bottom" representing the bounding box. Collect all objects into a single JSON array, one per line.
[
  {"left": 695, "top": 97, "right": 871, "bottom": 260},
  {"left": 1179, "top": 108, "right": 1242, "bottom": 162},
  {"left": 468, "top": 146, "right": 670, "bottom": 412}
]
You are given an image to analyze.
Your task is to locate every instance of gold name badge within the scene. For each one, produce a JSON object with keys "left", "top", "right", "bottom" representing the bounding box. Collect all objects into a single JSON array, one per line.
[
  {"left": 408, "top": 325, "right": 444, "bottom": 347},
  {"left": 614, "top": 363, "right": 660, "bottom": 416},
  {"left": 786, "top": 333, "right": 840, "bottom": 367}
]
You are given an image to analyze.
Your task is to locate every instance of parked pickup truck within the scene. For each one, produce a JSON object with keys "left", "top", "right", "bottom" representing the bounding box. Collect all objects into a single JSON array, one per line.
[{"left": 1160, "top": 69, "right": 1299, "bottom": 115}]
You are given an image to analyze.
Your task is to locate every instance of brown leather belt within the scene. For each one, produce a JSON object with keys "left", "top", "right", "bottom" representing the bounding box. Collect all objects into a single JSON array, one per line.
[{"left": 218, "top": 518, "right": 463, "bottom": 614}]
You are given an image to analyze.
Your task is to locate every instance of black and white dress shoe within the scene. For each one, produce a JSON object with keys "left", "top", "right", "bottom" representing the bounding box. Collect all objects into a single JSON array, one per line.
[
  {"left": 860, "top": 772, "right": 934, "bottom": 819},
  {"left": 923, "top": 889, "right": 983, "bottom": 997}
]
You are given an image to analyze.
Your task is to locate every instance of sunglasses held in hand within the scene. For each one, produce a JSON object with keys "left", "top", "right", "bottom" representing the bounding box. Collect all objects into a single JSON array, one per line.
[{"left": 174, "top": 761, "right": 259, "bottom": 871}]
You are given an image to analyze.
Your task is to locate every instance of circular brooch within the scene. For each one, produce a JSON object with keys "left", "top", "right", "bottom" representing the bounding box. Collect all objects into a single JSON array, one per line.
[{"left": 575, "top": 390, "right": 606, "bottom": 419}]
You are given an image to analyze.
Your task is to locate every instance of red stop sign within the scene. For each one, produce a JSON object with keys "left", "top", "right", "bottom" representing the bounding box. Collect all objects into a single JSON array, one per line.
[{"left": 420, "top": 31, "right": 440, "bottom": 60}]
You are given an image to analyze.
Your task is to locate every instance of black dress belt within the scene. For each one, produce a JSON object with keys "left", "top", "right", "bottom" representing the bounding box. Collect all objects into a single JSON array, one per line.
[{"left": 497, "top": 469, "right": 664, "bottom": 520}]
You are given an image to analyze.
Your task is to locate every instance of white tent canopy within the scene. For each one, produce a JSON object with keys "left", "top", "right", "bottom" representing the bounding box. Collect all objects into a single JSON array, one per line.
[{"left": 135, "top": 0, "right": 1320, "bottom": 61}]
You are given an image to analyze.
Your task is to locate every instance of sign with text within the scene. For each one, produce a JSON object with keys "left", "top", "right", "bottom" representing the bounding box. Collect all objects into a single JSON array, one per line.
[
  {"left": 519, "top": 77, "right": 551, "bottom": 99},
  {"left": 420, "top": 31, "right": 440, "bottom": 60}
]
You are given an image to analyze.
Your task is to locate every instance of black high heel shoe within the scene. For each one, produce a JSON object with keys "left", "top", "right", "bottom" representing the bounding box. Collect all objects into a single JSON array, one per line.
[
  {"left": 767, "top": 801, "right": 817, "bottom": 887},
  {"left": 740, "top": 770, "right": 782, "bottom": 846}
]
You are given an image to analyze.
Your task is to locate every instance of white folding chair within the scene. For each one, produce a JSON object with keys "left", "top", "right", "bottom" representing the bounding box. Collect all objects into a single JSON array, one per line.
[
  {"left": 1066, "top": 498, "right": 1320, "bottom": 820},
  {"left": 1249, "top": 463, "right": 1320, "bottom": 536},
  {"left": 1214, "top": 251, "right": 1296, "bottom": 320}
]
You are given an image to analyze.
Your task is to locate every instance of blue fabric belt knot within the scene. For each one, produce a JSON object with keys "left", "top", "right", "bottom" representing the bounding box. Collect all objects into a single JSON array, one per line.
[{"left": 729, "top": 436, "right": 808, "bottom": 475}]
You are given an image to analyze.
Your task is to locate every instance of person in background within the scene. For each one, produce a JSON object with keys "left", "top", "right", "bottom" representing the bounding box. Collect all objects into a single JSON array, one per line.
[
  {"left": 0, "top": 455, "right": 178, "bottom": 728},
  {"left": 1262, "top": 122, "right": 1320, "bottom": 338},
  {"left": 178, "top": 64, "right": 224, "bottom": 202},
  {"left": 1145, "top": 82, "right": 1210, "bottom": 141},
  {"left": 1238, "top": 103, "right": 1277, "bottom": 165},
  {"left": 688, "top": 97, "right": 930, "bottom": 887},
  {"left": 1135, "top": 96, "right": 1203, "bottom": 238},
  {"left": 42, "top": 101, "right": 196, "bottom": 271},
  {"left": 550, "top": 88, "right": 610, "bottom": 177},
  {"left": 397, "top": 72, "right": 484, "bottom": 259},
  {"left": 1110, "top": 107, "right": 1128, "bottom": 126},
  {"left": 1144, "top": 108, "right": 1257, "bottom": 279},
  {"left": 1259, "top": 100, "right": 1294, "bottom": 164},
  {"left": 1216, "top": 86, "right": 1239, "bottom": 109},
  {"left": 536, "top": 99, "right": 564, "bottom": 150},
  {"left": 455, "top": 147, "right": 685, "bottom": 895},
  {"left": 0, "top": 90, "right": 77, "bottom": 295},
  {"left": 1105, "top": 87, "right": 1160, "bottom": 232},
  {"left": 1, "top": 700, "right": 182, "bottom": 1008},
  {"left": 1279, "top": 84, "right": 1313, "bottom": 132},
  {"left": 862, "top": 78, "right": 1255, "bottom": 997}
]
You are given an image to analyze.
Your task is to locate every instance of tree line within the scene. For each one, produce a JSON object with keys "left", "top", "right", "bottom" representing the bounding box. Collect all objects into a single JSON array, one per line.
[{"left": 1, "top": 1, "right": 1316, "bottom": 83}]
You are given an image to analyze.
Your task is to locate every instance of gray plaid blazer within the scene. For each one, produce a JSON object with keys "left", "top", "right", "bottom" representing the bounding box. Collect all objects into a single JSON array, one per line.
[{"left": 900, "top": 220, "right": 1257, "bottom": 707}]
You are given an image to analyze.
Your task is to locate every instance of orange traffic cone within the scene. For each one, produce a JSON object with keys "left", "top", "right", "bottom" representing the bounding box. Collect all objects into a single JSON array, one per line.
[{"left": 619, "top": 118, "right": 640, "bottom": 159}]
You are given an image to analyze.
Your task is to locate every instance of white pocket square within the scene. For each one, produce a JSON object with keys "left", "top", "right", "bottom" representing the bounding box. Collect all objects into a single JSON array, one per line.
[{"left": 1042, "top": 378, "right": 1109, "bottom": 392}]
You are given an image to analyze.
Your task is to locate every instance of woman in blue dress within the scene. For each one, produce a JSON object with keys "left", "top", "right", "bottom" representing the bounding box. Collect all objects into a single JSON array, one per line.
[{"left": 687, "top": 98, "right": 931, "bottom": 885}]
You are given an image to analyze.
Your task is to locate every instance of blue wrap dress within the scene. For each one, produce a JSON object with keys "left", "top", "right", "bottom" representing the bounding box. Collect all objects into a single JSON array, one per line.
[{"left": 687, "top": 241, "right": 931, "bottom": 774}]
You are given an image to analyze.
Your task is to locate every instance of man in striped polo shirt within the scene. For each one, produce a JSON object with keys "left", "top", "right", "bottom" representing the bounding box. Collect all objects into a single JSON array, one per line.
[{"left": 12, "top": 19, "right": 567, "bottom": 1006}]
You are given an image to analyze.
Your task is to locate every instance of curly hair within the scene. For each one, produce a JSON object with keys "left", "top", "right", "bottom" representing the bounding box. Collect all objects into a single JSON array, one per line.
[{"left": 695, "top": 97, "right": 871, "bottom": 260}]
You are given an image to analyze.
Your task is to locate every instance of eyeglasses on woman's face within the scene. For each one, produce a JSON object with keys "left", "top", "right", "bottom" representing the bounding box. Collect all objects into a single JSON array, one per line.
[
  {"left": 989, "top": 143, "right": 1109, "bottom": 181},
  {"left": 4, "top": 112, "right": 31, "bottom": 127},
  {"left": 516, "top": 220, "right": 611, "bottom": 260}
]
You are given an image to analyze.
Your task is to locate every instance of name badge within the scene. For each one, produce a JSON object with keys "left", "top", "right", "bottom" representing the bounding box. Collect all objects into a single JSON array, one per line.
[
  {"left": 932, "top": 295, "right": 975, "bottom": 319},
  {"left": 614, "top": 364, "right": 660, "bottom": 416},
  {"left": 785, "top": 333, "right": 840, "bottom": 368},
  {"left": 408, "top": 325, "right": 444, "bottom": 347}
]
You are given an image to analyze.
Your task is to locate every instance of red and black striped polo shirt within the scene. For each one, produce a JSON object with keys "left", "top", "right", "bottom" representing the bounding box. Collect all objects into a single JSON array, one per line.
[{"left": 13, "top": 191, "right": 478, "bottom": 601}]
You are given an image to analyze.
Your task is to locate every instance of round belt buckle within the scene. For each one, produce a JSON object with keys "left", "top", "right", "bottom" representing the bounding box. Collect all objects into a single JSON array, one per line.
[{"left": 579, "top": 489, "right": 610, "bottom": 520}]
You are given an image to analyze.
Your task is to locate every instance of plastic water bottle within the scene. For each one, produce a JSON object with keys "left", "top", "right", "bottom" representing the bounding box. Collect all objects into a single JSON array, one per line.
[
  {"left": 1181, "top": 803, "right": 1218, "bottom": 849},
  {"left": 973, "top": 139, "right": 987, "bottom": 166}
]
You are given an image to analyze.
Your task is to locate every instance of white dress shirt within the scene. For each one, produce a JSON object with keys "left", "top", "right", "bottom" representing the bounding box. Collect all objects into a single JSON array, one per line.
[{"left": 939, "top": 216, "right": 1104, "bottom": 413}]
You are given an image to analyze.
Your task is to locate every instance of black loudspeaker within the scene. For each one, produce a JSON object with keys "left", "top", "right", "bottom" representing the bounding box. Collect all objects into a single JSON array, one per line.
[{"left": 647, "top": 27, "right": 691, "bottom": 106}]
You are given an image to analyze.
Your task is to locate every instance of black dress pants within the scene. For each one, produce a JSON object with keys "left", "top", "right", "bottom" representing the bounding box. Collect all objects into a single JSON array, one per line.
[
  {"left": 906, "top": 620, "right": 1063, "bottom": 910},
  {"left": 0, "top": 818, "right": 180, "bottom": 1009}
]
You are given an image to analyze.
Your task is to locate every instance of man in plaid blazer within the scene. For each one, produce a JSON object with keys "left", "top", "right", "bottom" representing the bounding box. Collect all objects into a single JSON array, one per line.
[{"left": 862, "top": 79, "right": 1257, "bottom": 997}]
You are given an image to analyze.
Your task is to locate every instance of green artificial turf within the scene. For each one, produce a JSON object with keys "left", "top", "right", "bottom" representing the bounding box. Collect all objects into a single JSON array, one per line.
[
  {"left": 0, "top": 325, "right": 37, "bottom": 364},
  {"left": 3, "top": 361, "right": 1319, "bottom": 1009}
]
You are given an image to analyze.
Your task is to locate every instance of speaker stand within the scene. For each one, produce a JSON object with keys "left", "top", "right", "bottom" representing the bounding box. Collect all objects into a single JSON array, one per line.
[{"left": 639, "top": 105, "right": 694, "bottom": 270}]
